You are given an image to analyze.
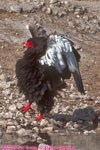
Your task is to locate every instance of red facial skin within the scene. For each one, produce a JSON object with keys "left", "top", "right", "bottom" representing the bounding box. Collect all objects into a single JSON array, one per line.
[
  {"left": 24, "top": 42, "right": 34, "bottom": 48},
  {"left": 20, "top": 104, "right": 43, "bottom": 120}
]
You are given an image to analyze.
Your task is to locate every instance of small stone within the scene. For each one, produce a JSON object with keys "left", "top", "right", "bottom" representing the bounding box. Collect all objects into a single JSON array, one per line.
[
  {"left": 73, "top": 123, "right": 79, "bottom": 128},
  {"left": 16, "top": 103, "right": 23, "bottom": 109},
  {"left": 95, "top": 101, "right": 100, "bottom": 104},
  {"left": 4, "top": 112, "right": 13, "bottom": 119},
  {"left": 65, "top": 122, "right": 72, "bottom": 128},
  {"left": 40, "top": 119, "right": 48, "bottom": 127},
  {"left": 33, "top": 127, "right": 39, "bottom": 133},
  {"left": 17, "top": 137, "right": 30, "bottom": 144},
  {"left": 37, "top": 137, "right": 43, "bottom": 143},
  {"left": 49, "top": 119, "right": 57, "bottom": 125},
  {"left": 16, "top": 111, "right": 23, "bottom": 118},
  {"left": 70, "top": 93, "right": 81, "bottom": 100},
  {"left": 58, "top": 11, "right": 66, "bottom": 17},
  {"left": 9, "top": 5, "right": 21, "bottom": 13},
  {"left": 53, "top": 105, "right": 59, "bottom": 113},
  {"left": 16, "top": 128, "right": 26, "bottom": 136},
  {"left": 9, "top": 104, "right": 16, "bottom": 112},
  {"left": 74, "top": 45, "right": 81, "bottom": 50},
  {"left": 46, "top": 8, "right": 52, "bottom": 14},
  {"left": 58, "top": 106, "right": 69, "bottom": 112},
  {"left": 0, "top": 74, "right": 11, "bottom": 82},
  {"left": 41, "top": 127, "right": 53, "bottom": 132},
  {"left": 31, "top": 133, "right": 39, "bottom": 140},
  {"left": 17, "top": 128, "right": 32, "bottom": 136},
  {"left": 0, "top": 81, "right": 10, "bottom": 89},
  {"left": 16, "top": 125, "right": 21, "bottom": 130},
  {"left": 6, "top": 126, "right": 16, "bottom": 134},
  {"left": 31, "top": 120, "right": 38, "bottom": 126},
  {"left": 9, "top": 93, "right": 15, "bottom": 100},
  {"left": 0, "top": 120, "right": 7, "bottom": 128},
  {"left": 7, "top": 121, "right": 14, "bottom": 126},
  {"left": 2, "top": 89, "right": 11, "bottom": 96},
  {"left": 88, "top": 130, "right": 96, "bottom": 134},
  {"left": 84, "top": 130, "right": 89, "bottom": 135},
  {"left": 25, "top": 111, "right": 31, "bottom": 118},
  {"left": 50, "top": 0, "right": 58, "bottom": 4}
]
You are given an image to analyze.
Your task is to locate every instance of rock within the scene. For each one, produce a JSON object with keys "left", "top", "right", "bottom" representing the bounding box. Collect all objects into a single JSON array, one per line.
[
  {"left": 9, "top": 104, "right": 16, "bottom": 112},
  {"left": 16, "top": 128, "right": 25, "bottom": 136},
  {"left": 88, "top": 130, "right": 96, "bottom": 134},
  {"left": 75, "top": 7, "right": 87, "bottom": 16},
  {"left": 6, "top": 126, "right": 16, "bottom": 134},
  {"left": 33, "top": 127, "right": 39, "bottom": 133},
  {"left": 50, "top": 0, "right": 58, "bottom": 4},
  {"left": 58, "top": 11, "right": 67, "bottom": 17},
  {"left": 49, "top": 119, "right": 57, "bottom": 125},
  {"left": 25, "top": 111, "right": 31, "bottom": 118},
  {"left": 46, "top": 8, "right": 52, "bottom": 14},
  {"left": 0, "top": 74, "right": 11, "bottom": 82},
  {"left": 37, "top": 137, "right": 43, "bottom": 143},
  {"left": 84, "top": 130, "right": 89, "bottom": 135},
  {"left": 4, "top": 112, "right": 13, "bottom": 119},
  {"left": 66, "top": 122, "right": 72, "bottom": 128},
  {"left": 31, "top": 133, "right": 39, "bottom": 140},
  {"left": 31, "top": 120, "right": 38, "bottom": 126},
  {"left": 17, "top": 137, "right": 31, "bottom": 144},
  {"left": 0, "top": 120, "right": 7, "bottom": 128},
  {"left": 9, "top": 93, "right": 16, "bottom": 100},
  {"left": 2, "top": 89, "right": 11, "bottom": 96},
  {"left": 68, "top": 5, "right": 75, "bottom": 13},
  {"left": 16, "top": 125, "right": 21, "bottom": 130},
  {"left": 53, "top": 105, "right": 59, "bottom": 113},
  {"left": 16, "top": 103, "right": 23, "bottom": 109},
  {"left": 7, "top": 121, "right": 14, "bottom": 126},
  {"left": 16, "top": 111, "right": 23, "bottom": 118},
  {"left": 52, "top": 7, "right": 59, "bottom": 15},
  {"left": 70, "top": 93, "right": 81, "bottom": 99},
  {"left": 74, "top": 45, "right": 81, "bottom": 51},
  {"left": 58, "top": 106, "right": 69, "bottom": 112},
  {"left": 9, "top": 5, "right": 22, "bottom": 13},
  {"left": 0, "top": 81, "right": 10, "bottom": 89},
  {"left": 95, "top": 100, "right": 100, "bottom": 104},
  {"left": 40, "top": 119, "right": 48, "bottom": 127},
  {"left": 41, "top": 127, "right": 53, "bottom": 132},
  {"left": 16, "top": 128, "right": 32, "bottom": 136}
]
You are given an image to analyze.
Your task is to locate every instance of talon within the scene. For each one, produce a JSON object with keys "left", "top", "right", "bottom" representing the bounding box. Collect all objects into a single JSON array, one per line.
[
  {"left": 20, "top": 104, "right": 33, "bottom": 113},
  {"left": 36, "top": 114, "right": 43, "bottom": 121}
]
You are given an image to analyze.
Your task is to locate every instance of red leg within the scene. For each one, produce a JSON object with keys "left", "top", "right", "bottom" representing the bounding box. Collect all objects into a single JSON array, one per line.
[
  {"left": 36, "top": 113, "right": 43, "bottom": 121},
  {"left": 20, "top": 104, "right": 34, "bottom": 113}
]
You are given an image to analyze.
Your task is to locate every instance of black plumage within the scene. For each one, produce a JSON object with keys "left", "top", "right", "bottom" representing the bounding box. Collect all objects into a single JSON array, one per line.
[
  {"left": 16, "top": 37, "right": 54, "bottom": 115},
  {"left": 16, "top": 24, "right": 84, "bottom": 119}
]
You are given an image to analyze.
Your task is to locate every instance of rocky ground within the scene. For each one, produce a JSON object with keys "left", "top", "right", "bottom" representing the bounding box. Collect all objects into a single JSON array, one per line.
[{"left": 0, "top": 0, "right": 100, "bottom": 146}]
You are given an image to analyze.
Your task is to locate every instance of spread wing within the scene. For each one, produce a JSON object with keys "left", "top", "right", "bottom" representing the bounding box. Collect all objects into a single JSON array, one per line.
[{"left": 39, "top": 35, "right": 85, "bottom": 94}]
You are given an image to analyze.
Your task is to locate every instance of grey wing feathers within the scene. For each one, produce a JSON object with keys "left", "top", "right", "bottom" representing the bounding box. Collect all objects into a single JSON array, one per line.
[
  {"left": 39, "top": 35, "right": 85, "bottom": 94},
  {"left": 64, "top": 51, "right": 84, "bottom": 94}
]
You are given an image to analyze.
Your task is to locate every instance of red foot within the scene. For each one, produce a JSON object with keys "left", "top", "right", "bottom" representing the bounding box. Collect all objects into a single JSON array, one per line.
[
  {"left": 20, "top": 104, "right": 34, "bottom": 113},
  {"left": 36, "top": 114, "right": 43, "bottom": 121}
]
